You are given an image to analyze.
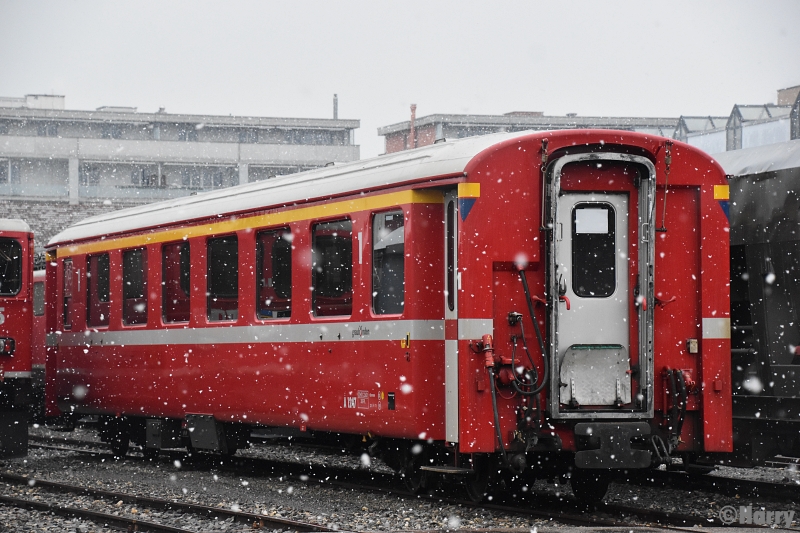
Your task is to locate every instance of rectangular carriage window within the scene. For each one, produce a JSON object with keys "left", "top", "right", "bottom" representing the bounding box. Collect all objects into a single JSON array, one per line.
[
  {"left": 63, "top": 259, "right": 73, "bottom": 329},
  {"left": 162, "top": 242, "right": 190, "bottom": 323},
  {"left": 207, "top": 235, "right": 238, "bottom": 321},
  {"left": 312, "top": 219, "right": 352, "bottom": 317},
  {"left": 123, "top": 248, "right": 147, "bottom": 325},
  {"left": 0, "top": 238, "right": 22, "bottom": 296},
  {"left": 33, "top": 280, "right": 45, "bottom": 316},
  {"left": 256, "top": 229, "right": 292, "bottom": 319},
  {"left": 87, "top": 253, "right": 110, "bottom": 327},
  {"left": 572, "top": 203, "right": 616, "bottom": 298},
  {"left": 372, "top": 210, "right": 404, "bottom": 315}
]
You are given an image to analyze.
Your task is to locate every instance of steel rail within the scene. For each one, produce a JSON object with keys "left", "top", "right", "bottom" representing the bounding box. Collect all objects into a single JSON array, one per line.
[{"left": 0, "top": 472, "right": 337, "bottom": 532}]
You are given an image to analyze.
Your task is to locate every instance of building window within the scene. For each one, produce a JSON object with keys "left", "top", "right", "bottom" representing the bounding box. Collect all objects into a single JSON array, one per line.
[
  {"left": 162, "top": 242, "right": 190, "bottom": 323},
  {"left": 87, "top": 253, "right": 110, "bottom": 327},
  {"left": 101, "top": 124, "right": 122, "bottom": 139},
  {"left": 312, "top": 219, "right": 352, "bottom": 317},
  {"left": 0, "top": 161, "right": 7, "bottom": 184},
  {"left": 62, "top": 259, "right": 73, "bottom": 329},
  {"left": 207, "top": 235, "right": 238, "bottom": 321},
  {"left": 9, "top": 162, "right": 19, "bottom": 184},
  {"left": 372, "top": 210, "right": 404, "bottom": 315},
  {"left": 571, "top": 203, "right": 616, "bottom": 298},
  {"left": 256, "top": 229, "right": 292, "bottom": 319},
  {"left": 123, "top": 248, "right": 147, "bottom": 325},
  {"left": 37, "top": 122, "right": 58, "bottom": 137},
  {"left": 0, "top": 238, "right": 22, "bottom": 296},
  {"left": 178, "top": 124, "right": 198, "bottom": 142},
  {"left": 238, "top": 129, "right": 258, "bottom": 143}
]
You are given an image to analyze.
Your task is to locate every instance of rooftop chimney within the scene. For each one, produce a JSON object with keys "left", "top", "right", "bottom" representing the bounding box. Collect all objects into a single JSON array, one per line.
[
  {"left": 409, "top": 104, "right": 417, "bottom": 150},
  {"left": 333, "top": 94, "right": 338, "bottom": 120}
]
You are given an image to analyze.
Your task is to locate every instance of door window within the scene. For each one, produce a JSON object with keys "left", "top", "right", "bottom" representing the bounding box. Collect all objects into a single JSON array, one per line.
[{"left": 571, "top": 203, "right": 616, "bottom": 298}]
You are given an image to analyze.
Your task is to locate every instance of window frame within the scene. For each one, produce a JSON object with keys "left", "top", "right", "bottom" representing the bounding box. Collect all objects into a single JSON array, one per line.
[
  {"left": 206, "top": 234, "right": 239, "bottom": 322},
  {"left": 371, "top": 209, "right": 405, "bottom": 316},
  {"left": 571, "top": 201, "right": 617, "bottom": 298},
  {"left": 255, "top": 228, "right": 293, "bottom": 320},
  {"left": 122, "top": 247, "right": 148, "bottom": 326},
  {"left": 311, "top": 218, "right": 353, "bottom": 317},
  {"left": 86, "top": 253, "right": 110, "bottom": 327},
  {"left": 162, "top": 241, "right": 191, "bottom": 323},
  {"left": 0, "top": 237, "right": 22, "bottom": 296}
]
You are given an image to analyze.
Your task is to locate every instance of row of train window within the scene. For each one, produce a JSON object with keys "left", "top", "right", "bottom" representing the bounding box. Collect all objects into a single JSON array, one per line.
[{"left": 62, "top": 210, "right": 405, "bottom": 328}]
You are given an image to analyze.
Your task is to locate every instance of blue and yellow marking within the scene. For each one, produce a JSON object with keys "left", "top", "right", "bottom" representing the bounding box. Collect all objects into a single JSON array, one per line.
[
  {"left": 458, "top": 182, "right": 481, "bottom": 221},
  {"left": 714, "top": 184, "right": 729, "bottom": 221}
]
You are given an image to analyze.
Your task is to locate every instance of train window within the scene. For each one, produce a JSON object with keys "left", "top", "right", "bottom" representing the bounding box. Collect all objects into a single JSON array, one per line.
[
  {"left": 87, "top": 253, "right": 110, "bottom": 327},
  {"left": 162, "top": 242, "right": 190, "bottom": 323},
  {"left": 122, "top": 248, "right": 147, "bottom": 325},
  {"left": 446, "top": 201, "right": 455, "bottom": 312},
  {"left": 372, "top": 210, "right": 404, "bottom": 315},
  {"left": 312, "top": 219, "right": 352, "bottom": 317},
  {"left": 63, "top": 259, "right": 73, "bottom": 329},
  {"left": 33, "top": 281, "right": 45, "bottom": 316},
  {"left": 0, "top": 238, "right": 22, "bottom": 296},
  {"left": 256, "top": 229, "right": 292, "bottom": 319},
  {"left": 571, "top": 203, "right": 616, "bottom": 298},
  {"left": 207, "top": 235, "right": 238, "bottom": 321}
]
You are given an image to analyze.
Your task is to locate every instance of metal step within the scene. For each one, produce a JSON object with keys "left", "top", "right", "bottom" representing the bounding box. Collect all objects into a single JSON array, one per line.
[{"left": 419, "top": 465, "right": 474, "bottom": 475}]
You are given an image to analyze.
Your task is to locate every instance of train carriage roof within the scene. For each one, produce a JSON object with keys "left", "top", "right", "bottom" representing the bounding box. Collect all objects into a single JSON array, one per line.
[
  {"left": 0, "top": 219, "right": 32, "bottom": 233},
  {"left": 715, "top": 139, "right": 800, "bottom": 177},
  {"left": 49, "top": 131, "right": 533, "bottom": 246}
]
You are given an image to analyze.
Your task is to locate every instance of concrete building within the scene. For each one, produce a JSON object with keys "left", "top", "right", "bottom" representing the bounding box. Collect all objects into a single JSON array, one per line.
[
  {"left": 377, "top": 109, "right": 678, "bottom": 154},
  {"left": 675, "top": 85, "right": 800, "bottom": 154},
  {"left": 381, "top": 85, "right": 800, "bottom": 157},
  {"left": 0, "top": 94, "right": 359, "bottom": 250}
]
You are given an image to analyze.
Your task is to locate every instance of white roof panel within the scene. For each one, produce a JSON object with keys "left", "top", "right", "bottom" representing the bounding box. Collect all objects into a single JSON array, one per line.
[
  {"left": 0, "top": 219, "right": 32, "bottom": 233},
  {"left": 715, "top": 139, "right": 800, "bottom": 176},
  {"left": 49, "top": 131, "right": 532, "bottom": 246}
]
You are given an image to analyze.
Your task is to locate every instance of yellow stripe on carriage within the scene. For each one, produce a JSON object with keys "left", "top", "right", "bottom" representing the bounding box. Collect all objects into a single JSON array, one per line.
[{"left": 57, "top": 189, "right": 443, "bottom": 258}]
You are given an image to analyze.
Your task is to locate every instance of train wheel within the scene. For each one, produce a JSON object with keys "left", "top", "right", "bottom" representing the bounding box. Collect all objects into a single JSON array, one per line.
[
  {"left": 463, "top": 454, "right": 494, "bottom": 502},
  {"left": 570, "top": 469, "right": 610, "bottom": 505},
  {"left": 400, "top": 443, "right": 430, "bottom": 493}
]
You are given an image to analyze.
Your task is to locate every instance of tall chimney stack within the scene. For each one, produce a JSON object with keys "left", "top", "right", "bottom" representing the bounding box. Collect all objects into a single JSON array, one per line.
[
  {"left": 409, "top": 104, "right": 417, "bottom": 150},
  {"left": 333, "top": 94, "right": 338, "bottom": 120}
]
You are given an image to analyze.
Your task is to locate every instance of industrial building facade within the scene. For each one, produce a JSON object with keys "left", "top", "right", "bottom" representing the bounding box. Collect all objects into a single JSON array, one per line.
[
  {"left": 379, "top": 85, "right": 800, "bottom": 156},
  {"left": 0, "top": 95, "right": 359, "bottom": 249}
]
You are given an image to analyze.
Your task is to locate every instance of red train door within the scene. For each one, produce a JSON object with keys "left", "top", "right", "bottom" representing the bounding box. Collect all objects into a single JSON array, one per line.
[{"left": 548, "top": 154, "right": 656, "bottom": 420}]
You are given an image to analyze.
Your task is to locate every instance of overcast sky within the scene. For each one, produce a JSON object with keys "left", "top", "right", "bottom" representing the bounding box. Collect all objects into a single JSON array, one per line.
[{"left": 1, "top": 1, "right": 798, "bottom": 158}]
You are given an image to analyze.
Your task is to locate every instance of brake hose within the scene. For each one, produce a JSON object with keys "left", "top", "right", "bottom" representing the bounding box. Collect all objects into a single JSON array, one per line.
[
  {"left": 487, "top": 366, "right": 510, "bottom": 468},
  {"left": 517, "top": 269, "right": 549, "bottom": 394},
  {"left": 675, "top": 369, "right": 687, "bottom": 439}
]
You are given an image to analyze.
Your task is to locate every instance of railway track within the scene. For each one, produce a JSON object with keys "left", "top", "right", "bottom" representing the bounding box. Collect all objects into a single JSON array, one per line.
[
  {"left": 24, "top": 435, "right": 721, "bottom": 529},
  {"left": 0, "top": 471, "right": 337, "bottom": 533}
]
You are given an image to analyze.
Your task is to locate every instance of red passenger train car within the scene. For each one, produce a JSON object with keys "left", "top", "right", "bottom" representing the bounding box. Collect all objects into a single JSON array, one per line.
[
  {"left": 45, "top": 131, "right": 731, "bottom": 501},
  {"left": 0, "top": 219, "right": 33, "bottom": 458}
]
